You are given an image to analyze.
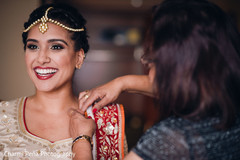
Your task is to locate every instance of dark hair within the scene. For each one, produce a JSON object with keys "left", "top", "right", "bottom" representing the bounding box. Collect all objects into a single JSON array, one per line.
[
  {"left": 143, "top": 0, "right": 240, "bottom": 129},
  {"left": 22, "top": 3, "right": 89, "bottom": 54}
]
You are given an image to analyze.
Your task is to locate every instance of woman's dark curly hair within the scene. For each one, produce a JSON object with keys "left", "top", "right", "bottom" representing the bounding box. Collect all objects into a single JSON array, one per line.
[
  {"left": 22, "top": 3, "right": 89, "bottom": 54},
  {"left": 143, "top": 0, "right": 240, "bottom": 129}
]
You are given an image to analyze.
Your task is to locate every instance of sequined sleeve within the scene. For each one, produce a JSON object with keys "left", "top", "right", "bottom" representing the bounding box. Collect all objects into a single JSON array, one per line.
[
  {"left": 133, "top": 121, "right": 191, "bottom": 160},
  {"left": 132, "top": 116, "right": 240, "bottom": 160}
]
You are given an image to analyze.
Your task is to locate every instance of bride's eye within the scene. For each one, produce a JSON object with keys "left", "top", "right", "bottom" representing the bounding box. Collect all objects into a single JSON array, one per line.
[
  {"left": 50, "top": 45, "right": 64, "bottom": 50},
  {"left": 27, "top": 44, "right": 39, "bottom": 50}
]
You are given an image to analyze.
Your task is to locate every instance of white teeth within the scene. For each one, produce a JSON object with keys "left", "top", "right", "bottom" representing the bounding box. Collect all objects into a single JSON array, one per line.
[{"left": 35, "top": 68, "right": 57, "bottom": 75}]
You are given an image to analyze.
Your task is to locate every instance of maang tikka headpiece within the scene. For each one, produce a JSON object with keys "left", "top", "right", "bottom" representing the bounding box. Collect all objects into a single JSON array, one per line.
[{"left": 23, "top": 7, "right": 84, "bottom": 34}]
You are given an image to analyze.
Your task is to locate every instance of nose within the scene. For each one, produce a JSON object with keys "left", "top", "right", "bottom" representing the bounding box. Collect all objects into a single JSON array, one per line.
[{"left": 37, "top": 49, "right": 51, "bottom": 64}]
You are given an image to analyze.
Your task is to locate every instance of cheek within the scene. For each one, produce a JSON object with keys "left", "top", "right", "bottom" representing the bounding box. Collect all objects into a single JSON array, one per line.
[
  {"left": 25, "top": 53, "right": 34, "bottom": 68},
  {"left": 54, "top": 54, "right": 76, "bottom": 68}
]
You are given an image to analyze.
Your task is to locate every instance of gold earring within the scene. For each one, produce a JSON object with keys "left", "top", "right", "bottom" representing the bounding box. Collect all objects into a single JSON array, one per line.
[{"left": 76, "top": 64, "right": 81, "bottom": 69}]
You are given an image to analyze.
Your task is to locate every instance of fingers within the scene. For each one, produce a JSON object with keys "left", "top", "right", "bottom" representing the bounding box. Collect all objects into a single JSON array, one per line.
[
  {"left": 78, "top": 90, "right": 105, "bottom": 114},
  {"left": 78, "top": 90, "right": 92, "bottom": 114},
  {"left": 69, "top": 108, "right": 96, "bottom": 139},
  {"left": 78, "top": 83, "right": 119, "bottom": 114},
  {"left": 79, "top": 90, "right": 90, "bottom": 100},
  {"left": 92, "top": 97, "right": 109, "bottom": 112},
  {"left": 69, "top": 108, "right": 91, "bottom": 119}
]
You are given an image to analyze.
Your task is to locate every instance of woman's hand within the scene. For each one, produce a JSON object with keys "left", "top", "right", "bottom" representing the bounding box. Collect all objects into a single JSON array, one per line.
[
  {"left": 78, "top": 77, "right": 123, "bottom": 114},
  {"left": 69, "top": 109, "right": 96, "bottom": 139}
]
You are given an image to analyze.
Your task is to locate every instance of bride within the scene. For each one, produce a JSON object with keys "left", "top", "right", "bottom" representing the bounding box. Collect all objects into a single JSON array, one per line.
[{"left": 0, "top": 4, "right": 127, "bottom": 160}]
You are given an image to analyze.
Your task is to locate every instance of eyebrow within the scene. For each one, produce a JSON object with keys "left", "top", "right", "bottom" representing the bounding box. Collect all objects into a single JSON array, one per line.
[
  {"left": 26, "top": 39, "right": 68, "bottom": 46},
  {"left": 48, "top": 39, "right": 68, "bottom": 46},
  {"left": 26, "top": 39, "right": 38, "bottom": 43}
]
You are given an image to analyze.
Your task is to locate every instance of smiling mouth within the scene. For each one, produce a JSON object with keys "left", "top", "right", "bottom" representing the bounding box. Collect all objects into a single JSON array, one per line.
[
  {"left": 35, "top": 68, "right": 57, "bottom": 75},
  {"left": 34, "top": 67, "right": 58, "bottom": 80}
]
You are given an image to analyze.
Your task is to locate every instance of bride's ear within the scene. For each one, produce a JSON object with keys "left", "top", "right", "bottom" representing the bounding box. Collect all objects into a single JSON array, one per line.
[{"left": 75, "top": 49, "right": 85, "bottom": 69}]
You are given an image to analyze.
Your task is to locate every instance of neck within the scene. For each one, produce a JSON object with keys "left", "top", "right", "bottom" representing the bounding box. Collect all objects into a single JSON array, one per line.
[{"left": 29, "top": 88, "right": 78, "bottom": 114}]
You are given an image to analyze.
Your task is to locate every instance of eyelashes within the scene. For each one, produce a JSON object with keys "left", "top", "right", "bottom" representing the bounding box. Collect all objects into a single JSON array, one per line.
[
  {"left": 27, "top": 44, "right": 39, "bottom": 50},
  {"left": 50, "top": 44, "right": 64, "bottom": 50},
  {"left": 26, "top": 44, "right": 65, "bottom": 51}
]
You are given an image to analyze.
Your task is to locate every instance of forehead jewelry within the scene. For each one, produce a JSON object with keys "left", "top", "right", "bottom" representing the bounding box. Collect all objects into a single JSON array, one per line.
[{"left": 23, "top": 7, "right": 84, "bottom": 34}]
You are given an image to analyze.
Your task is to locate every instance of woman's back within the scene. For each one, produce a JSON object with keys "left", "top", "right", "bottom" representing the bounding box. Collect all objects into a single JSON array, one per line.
[{"left": 133, "top": 114, "right": 240, "bottom": 160}]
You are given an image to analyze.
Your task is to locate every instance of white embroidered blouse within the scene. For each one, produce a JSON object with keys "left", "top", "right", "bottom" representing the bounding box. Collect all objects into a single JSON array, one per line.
[{"left": 0, "top": 97, "right": 127, "bottom": 160}]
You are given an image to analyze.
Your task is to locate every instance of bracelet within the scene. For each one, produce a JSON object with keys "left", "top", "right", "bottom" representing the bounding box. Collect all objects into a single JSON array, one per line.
[{"left": 72, "top": 135, "right": 93, "bottom": 150}]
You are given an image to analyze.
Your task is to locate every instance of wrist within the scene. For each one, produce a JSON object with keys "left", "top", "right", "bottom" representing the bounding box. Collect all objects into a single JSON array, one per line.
[
  {"left": 72, "top": 135, "right": 93, "bottom": 150},
  {"left": 113, "top": 76, "right": 126, "bottom": 92},
  {"left": 117, "top": 75, "right": 138, "bottom": 92}
]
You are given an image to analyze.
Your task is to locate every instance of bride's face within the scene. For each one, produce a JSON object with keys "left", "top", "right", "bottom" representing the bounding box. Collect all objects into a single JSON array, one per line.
[{"left": 25, "top": 23, "right": 84, "bottom": 92}]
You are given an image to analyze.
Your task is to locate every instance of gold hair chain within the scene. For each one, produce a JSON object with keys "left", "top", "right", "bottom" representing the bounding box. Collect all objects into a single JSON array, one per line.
[{"left": 23, "top": 7, "right": 84, "bottom": 34}]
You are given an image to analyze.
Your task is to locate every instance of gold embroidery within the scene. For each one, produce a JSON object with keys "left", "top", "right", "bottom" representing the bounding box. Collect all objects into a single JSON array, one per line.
[
  {"left": 48, "top": 144, "right": 56, "bottom": 149},
  {"left": 97, "top": 118, "right": 104, "bottom": 129},
  {"left": 0, "top": 101, "right": 9, "bottom": 107},
  {"left": 0, "top": 144, "right": 4, "bottom": 151},
  {"left": 9, "top": 135, "right": 18, "bottom": 143},
  {"left": 104, "top": 122, "right": 115, "bottom": 135},
  {"left": 1, "top": 114, "right": 11, "bottom": 125},
  {"left": 95, "top": 105, "right": 124, "bottom": 159}
]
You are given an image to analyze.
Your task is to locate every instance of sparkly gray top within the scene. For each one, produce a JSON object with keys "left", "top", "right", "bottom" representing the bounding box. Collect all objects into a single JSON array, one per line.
[{"left": 133, "top": 115, "right": 240, "bottom": 160}]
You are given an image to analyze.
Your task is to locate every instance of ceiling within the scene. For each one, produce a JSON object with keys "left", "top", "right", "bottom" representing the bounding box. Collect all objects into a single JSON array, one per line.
[{"left": 54, "top": 0, "right": 163, "bottom": 14}]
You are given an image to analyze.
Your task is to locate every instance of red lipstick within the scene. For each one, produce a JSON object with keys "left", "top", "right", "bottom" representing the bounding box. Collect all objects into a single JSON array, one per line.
[{"left": 34, "top": 66, "right": 58, "bottom": 80}]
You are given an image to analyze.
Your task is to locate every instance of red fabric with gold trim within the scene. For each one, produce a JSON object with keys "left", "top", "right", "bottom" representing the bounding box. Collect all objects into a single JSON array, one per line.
[{"left": 93, "top": 103, "right": 125, "bottom": 160}]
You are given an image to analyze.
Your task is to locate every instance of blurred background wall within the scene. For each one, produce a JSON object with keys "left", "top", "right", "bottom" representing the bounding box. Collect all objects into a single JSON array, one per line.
[
  {"left": 0, "top": 0, "right": 39, "bottom": 100},
  {"left": 0, "top": 0, "right": 239, "bottom": 150}
]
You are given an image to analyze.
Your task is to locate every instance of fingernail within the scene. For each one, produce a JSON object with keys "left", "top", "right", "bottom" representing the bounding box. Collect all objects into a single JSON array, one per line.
[
  {"left": 93, "top": 108, "right": 97, "bottom": 114},
  {"left": 84, "top": 112, "right": 88, "bottom": 118}
]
